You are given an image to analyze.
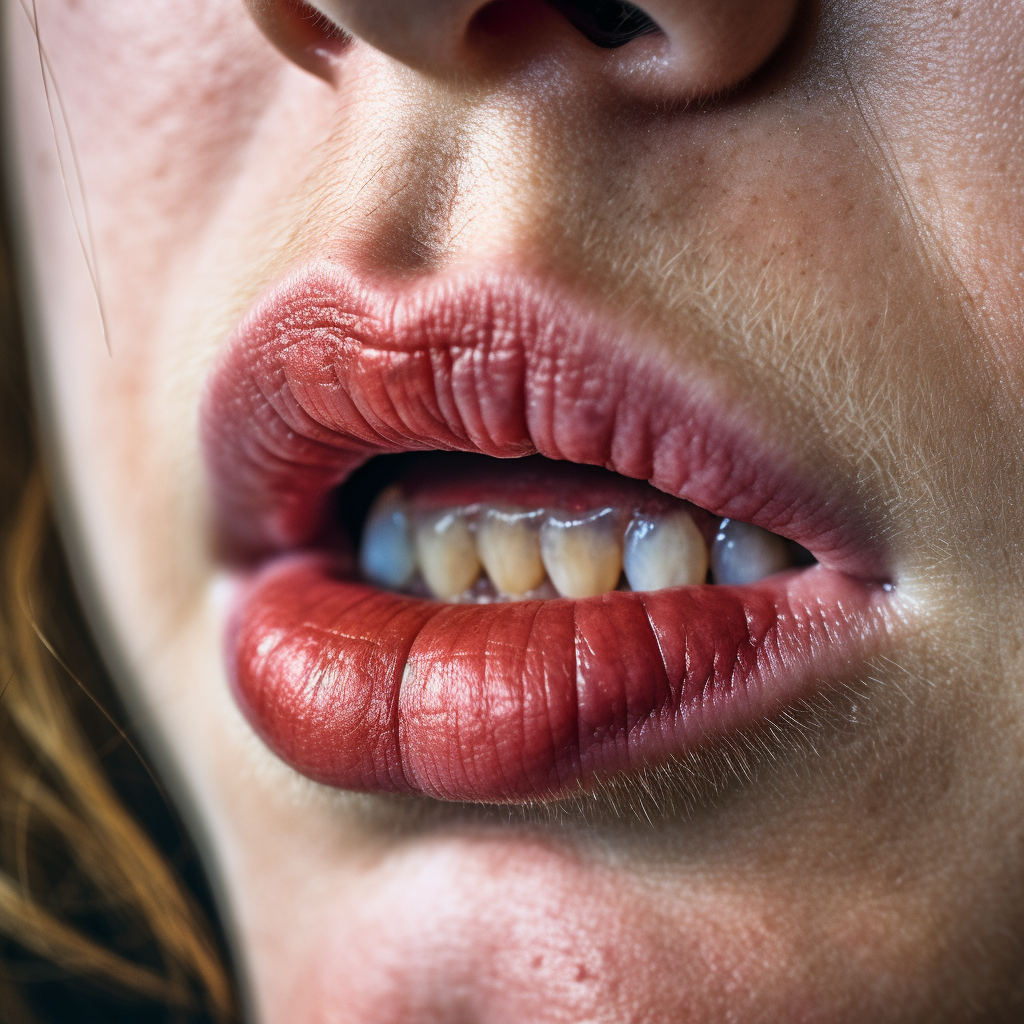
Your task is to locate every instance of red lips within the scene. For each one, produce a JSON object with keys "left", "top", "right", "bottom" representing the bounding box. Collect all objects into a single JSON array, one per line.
[{"left": 202, "top": 262, "right": 895, "bottom": 802}]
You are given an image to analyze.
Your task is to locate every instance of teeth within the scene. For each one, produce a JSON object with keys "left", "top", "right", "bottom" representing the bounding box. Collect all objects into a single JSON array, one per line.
[
  {"left": 623, "top": 510, "right": 708, "bottom": 592},
  {"left": 711, "top": 518, "right": 791, "bottom": 585},
  {"left": 476, "top": 507, "right": 546, "bottom": 596},
  {"left": 539, "top": 508, "right": 623, "bottom": 599},
  {"left": 361, "top": 485, "right": 798, "bottom": 603},
  {"left": 414, "top": 510, "right": 481, "bottom": 600},
  {"left": 359, "top": 485, "right": 416, "bottom": 589}
]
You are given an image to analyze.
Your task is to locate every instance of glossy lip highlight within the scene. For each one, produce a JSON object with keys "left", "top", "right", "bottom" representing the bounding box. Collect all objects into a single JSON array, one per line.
[{"left": 202, "top": 261, "right": 897, "bottom": 802}]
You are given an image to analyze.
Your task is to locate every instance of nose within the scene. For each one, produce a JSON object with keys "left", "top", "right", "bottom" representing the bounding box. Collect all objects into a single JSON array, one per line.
[{"left": 279, "top": 0, "right": 798, "bottom": 99}]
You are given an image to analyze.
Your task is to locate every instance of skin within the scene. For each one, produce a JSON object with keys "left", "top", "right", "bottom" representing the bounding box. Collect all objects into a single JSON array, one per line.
[{"left": 5, "top": 0, "right": 1024, "bottom": 1019}]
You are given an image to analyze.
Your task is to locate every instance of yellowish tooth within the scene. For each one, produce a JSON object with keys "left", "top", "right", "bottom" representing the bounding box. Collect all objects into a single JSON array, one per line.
[
  {"left": 414, "top": 511, "right": 481, "bottom": 600},
  {"left": 476, "top": 507, "right": 546, "bottom": 596},
  {"left": 623, "top": 510, "right": 709, "bottom": 592},
  {"left": 539, "top": 508, "right": 623, "bottom": 599}
]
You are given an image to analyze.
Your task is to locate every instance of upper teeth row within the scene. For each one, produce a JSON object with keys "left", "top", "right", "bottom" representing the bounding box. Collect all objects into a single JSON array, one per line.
[{"left": 358, "top": 486, "right": 793, "bottom": 602}]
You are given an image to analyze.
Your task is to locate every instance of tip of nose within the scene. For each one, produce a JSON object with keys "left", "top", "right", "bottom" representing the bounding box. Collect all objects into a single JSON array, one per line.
[{"left": 258, "top": 0, "right": 800, "bottom": 103}]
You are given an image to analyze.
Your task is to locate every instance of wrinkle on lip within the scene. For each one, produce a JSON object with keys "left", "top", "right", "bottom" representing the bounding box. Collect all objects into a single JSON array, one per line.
[
  {"left": 229, "top": 554, "right": 892, "bottom": 802},
  {"left": 202, "top": 261, "right": 884, "bottom": 579}
]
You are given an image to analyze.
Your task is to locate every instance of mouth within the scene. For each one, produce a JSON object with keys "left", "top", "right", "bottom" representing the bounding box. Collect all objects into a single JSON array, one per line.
[{"left": 201, "top": 261, "right": 897, "bottom": 803}]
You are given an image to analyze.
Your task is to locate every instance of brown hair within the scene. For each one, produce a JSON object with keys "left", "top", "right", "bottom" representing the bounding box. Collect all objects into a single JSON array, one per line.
[{"left": 0, "top": 204, "right": 237, "bottom": 1019}]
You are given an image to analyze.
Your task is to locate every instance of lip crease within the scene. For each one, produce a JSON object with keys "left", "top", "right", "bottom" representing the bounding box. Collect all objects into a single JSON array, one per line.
[{"left": 202, "top": 260, "right": 896, "bottom": 803}]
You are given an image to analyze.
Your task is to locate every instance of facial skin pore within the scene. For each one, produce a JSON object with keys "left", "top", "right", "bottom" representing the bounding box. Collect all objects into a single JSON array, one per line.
[{"left": 5, "top": 0, "right": 1024, "bottom": 1020}]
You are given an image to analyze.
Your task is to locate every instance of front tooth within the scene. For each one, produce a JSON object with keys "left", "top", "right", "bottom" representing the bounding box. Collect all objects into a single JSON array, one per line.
[
  {"left": 359, "top": 485, "right": 416, "bottom": 589},
  {"left": 623, "top": 510, "right": 708, "bottom": 592},
  {"left": 711, "top": 518, "right": 791, "bottom": 585},
  {"left": 476, "top": 507, "right": 546, "bottom": 596},
  {"left": 414, "top": 510, "right": 481, "bottom": 600},
  {"left": 539, "top": 508, "right": 623, "bottom": 599}
]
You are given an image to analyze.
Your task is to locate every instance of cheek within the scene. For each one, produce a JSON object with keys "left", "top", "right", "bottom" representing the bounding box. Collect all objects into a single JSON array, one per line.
[
  {"left": 844, "top": 0, "right": 1024, "bottom": 355},
  {"left": 5, "top": 0, "right": 299, "bottom": 629},
  {"left": 28, "top": 0, "right": 284, "bottom": 345}
]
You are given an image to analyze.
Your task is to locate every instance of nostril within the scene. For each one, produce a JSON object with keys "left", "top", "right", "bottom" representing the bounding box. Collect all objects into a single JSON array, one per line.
[{"left": 548, "top": 0, "right": 659, "bottom": 49}]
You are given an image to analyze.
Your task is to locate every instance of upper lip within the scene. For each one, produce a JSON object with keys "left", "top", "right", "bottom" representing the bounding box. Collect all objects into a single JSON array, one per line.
[{"left": 201, "top": 259, "right": 898, "bottom": 803}]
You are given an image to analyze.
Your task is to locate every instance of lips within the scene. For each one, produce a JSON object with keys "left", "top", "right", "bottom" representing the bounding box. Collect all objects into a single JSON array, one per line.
[{"left": 202, "top": 261, "right": 896, "bottom": 802}]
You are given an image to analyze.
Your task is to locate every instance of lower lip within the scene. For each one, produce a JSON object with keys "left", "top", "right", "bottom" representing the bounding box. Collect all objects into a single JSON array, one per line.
[{"left": 229, "top": 553, "right": 893, "bottom": 802}]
